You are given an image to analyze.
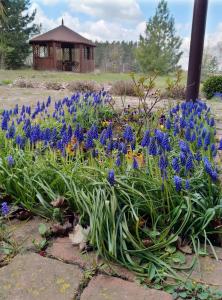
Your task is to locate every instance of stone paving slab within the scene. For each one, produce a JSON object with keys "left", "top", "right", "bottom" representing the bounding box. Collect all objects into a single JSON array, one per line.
[
  {"left": 8, "top": 216, "right": 52, "bottom": 251},
  {"left": 0, "top": 253, "right": 83, "bottom": 300},
  {"left": 47, "top": 237, "right": 136, "bottom": 281},
  {"left": 80, "top": 274, "right": 173, "bottom": 300},
  {"left": 179, "top": 255, "right": 222, "bottom": 290}
]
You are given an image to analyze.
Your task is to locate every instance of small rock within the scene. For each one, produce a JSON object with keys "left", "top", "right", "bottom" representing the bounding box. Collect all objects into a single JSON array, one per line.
[
  {"left": 0, "top": 253, "right": 83, "bottom": 300},
  {"left": 80, "top": 275, "right": 172, "bottom": 300}
]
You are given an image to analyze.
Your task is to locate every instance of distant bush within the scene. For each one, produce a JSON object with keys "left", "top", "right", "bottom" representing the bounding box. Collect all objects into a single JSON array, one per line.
[
  {"left": 67, "top": 80, "right": 100, "bottom": 93},
  {"left": 13, "top": 79, "right": 35, "bottom": 88},
  {"left": 2, "top": 79, "right": 12, "bottom": 85},
  {"left": 110, "top": 80, "right": 138, "bottom": 96},
  {"left": 44, "top": 81, "right": 63, "bottom": 90},
  {"left": 203, "top": 76, "right": 222, "bottom": 99}
]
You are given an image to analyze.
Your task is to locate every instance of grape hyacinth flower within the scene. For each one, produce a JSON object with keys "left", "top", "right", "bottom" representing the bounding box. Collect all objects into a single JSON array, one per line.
[
  {"left": 218, "top": 139, "right": 222, "bottom": 150},
  {"left": 115, "top": 155, "right": 121, "bottom": 167},
  {"left": 7, "top": 155, "right": 14, "bottom": 167},
  {"left": 165, "top": 118, "right": 171, "bottom": 130},
  {"left": 203, "top": 157, "right": 218, "bottom": 181},
  {"left": 132, "top": 157, "right": 139, "bottom": 169},
  {"left": 172, "top": 157, "right": 180, "bottom": 173},
  {"left": 1, "top": 202, "right": 9, "bottom": 216},
  {"left": 107, "top": 170, "right": 115, "bottom": 186},
  {"left": 123, "top": 126, "right": 134, "bottom": 143},
  {"left": 141, "top": 130, "right": 150, "bottom": 147},
  {"left": 174, "top": 175, "right": 182, "bottom": 192},
  {"left": 105, "top": 124, "right": 113, "bottom": 139},
  {"left": 197, "top": 137, "right": 202, "bottom": 148},
  {"left": 185, "top": 179, "right": 190, "bottom": 190},
  {"left": 185, "top": 155, "right": 193, "bottom": 172},
  {"left": 149, "top": 137, "right": 157, "bottom": 156}
]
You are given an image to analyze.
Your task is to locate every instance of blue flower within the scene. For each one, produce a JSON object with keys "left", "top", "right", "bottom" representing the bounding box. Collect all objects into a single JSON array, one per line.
[
  {"left": 6, "top": 123, "right": 16, "bottom": 139},
  {"left": 132, "top": 157, "right": 139, "bottom": 169},
  {"left": 149, "top": 137, "right": 157, "bottom": 156},
  {"left": 74, "top": 124, "right": 84, "bottom": 143},
  {"left": 197, "top": 137, "right": 202, "bottom": 148},
  {"left": 185, "top": 155, "right": 193, "bottom": 172},
  {"left": 155, "top": 130, "right": 164, "bottom": 144},
  {"left": 85, "top": 135, "right": 94, "bottom": 149},
  {"left": 165, "top": 118, "right": 171, "bottom": 130},
  {"left": 141, "top": 130, "right": 150, "bottom": 147},
  {"left": 204, "top": 132, "right": 211, "bottom": 146},
  {"left": 218, "top": 139, "right": 222, "bottom": 150},
  {"left": 179, "top": 140, "right": 190, "bottom": 153},
  {"left": 172, "top": 157, "right": 180, "bottom": 173},
  {"left": 105, "top": 124, "right": 113, "bottom": 139},
  {"left": 185, "top": 128, "right": 191, "bottom": 141},
  {"left": 185, "top": 179, "right": 190, "bottom": 190},
  {"left": 159, "top": 155, "right": 168, "bottom": 171},
  {"left": 195, "top": 151, "right": 202, "bottom": 162},
  {"left": 123, "top": 126, "right": 134, "bottom": 143},
  {"left": 7, "top": 155, "right": 14, "bottom": 167},
  {"left": 180, "top": 152, "right": 186, "bottom": 166},
  {"left": 174, "top": 176, "right": 182, "bottom": 192},
  {"left": 203, "top": 157, "right": 218, "bottom": 181},
  {"left": 100, "top": 129, "right": 107, "bottom": 145},
  {"left": 1, "top": 117, "right": 8, "bottom": 131},
  {"left": 115, "top": 155, "right": 121, "bottom": 167},
  {"left": 191, "top": 132, "right": 196, "bottom": 142},
  {"left": 210, "top": 144, "right": 217, "bottom": 157},
  {"left": 180, "top": 117, "right": 186, "bottom": 128},
  {"left": 119, "top": 142, "right": 127, "bottom": 154},
  {"left": 92, "top": 149, "right": 98, "bottom": 158},
  {"left": 1, "top": 202, "right": 9, "bottom": 216},
  {"left": 209, "top": 118, "right": 215, "bottom": 127},
  {"left": 107, "top": 170, "right": 115, "bottom": 186}
]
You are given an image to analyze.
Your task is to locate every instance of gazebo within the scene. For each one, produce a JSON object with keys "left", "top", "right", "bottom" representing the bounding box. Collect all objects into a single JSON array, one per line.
[{"left": 29, "top": 20, "right": 96, "bottom": 73}]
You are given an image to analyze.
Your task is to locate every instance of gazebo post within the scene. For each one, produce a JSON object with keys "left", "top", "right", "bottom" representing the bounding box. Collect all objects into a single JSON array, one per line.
[{"left": 186, "top": 0, "right": 208, "bottom": 101}]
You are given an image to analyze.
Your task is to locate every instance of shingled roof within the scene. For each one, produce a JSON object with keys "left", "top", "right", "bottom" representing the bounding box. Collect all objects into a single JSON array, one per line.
[{"left": 29, "top": 23, "right": 95, "bottom": 46}]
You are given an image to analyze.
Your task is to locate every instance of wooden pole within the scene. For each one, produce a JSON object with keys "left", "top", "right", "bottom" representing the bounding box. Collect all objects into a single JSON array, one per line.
[{"left": 186, "top": 0, "right": 208, "bottom": 101}]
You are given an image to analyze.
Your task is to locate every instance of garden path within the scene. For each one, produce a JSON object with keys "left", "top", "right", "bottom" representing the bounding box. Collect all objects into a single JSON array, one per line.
[
  {"left": 1, "top": 217, "right": 222, "bottom": 300},
  {"left": 0, "top": 217, "right": 172, "bottom": 300}
]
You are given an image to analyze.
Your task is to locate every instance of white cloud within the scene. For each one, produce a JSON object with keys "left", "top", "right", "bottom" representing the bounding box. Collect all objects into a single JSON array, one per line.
[
  {"left": 38, "top": 0, "right": 61, "bottom": 5},
  {"left": 68, "top": 0, "right": 143, "bottom": 22}
]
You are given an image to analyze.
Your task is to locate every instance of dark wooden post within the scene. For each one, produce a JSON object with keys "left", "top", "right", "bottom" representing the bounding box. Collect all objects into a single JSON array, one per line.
[{"left": 186, "top": 0, "right": 208, "bottom": 101}]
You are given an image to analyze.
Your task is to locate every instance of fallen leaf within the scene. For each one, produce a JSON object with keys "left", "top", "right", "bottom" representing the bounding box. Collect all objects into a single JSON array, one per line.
[
  {"left": 50, "top": 222, "right": 73, "bottom": 236},
  {"left": 51, "top": 196, "right": 65, "bottom": 208},
  {"left": 69, "top": 224, "right": 90, "bottom": 248},
  {"left": 178, "top": 244, "right": 192, "bottom": 255}
]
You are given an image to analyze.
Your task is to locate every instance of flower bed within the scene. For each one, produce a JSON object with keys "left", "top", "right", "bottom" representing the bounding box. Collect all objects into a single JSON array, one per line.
[{"left": 0, "top": 91, "right": 222, "bottom": 280}]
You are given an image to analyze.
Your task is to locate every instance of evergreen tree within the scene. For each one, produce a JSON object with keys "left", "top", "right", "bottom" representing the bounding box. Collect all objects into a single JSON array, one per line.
[
  {"left": 0, "top": 0, "right": 40, "bottom": 69},
  {"left": 136, "top": 0, "right": 183, "bottom": 74}
]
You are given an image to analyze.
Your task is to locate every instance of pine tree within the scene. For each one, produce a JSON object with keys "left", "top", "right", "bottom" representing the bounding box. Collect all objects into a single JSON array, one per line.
[
  {"left": 136, "top": 0, "right": 183, "bottom": 74},
  {"left": 0, "top": 0, "right": 40, "bottom": 69}
]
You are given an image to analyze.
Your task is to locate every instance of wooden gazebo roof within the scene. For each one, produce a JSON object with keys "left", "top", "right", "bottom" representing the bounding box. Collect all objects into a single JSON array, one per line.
[{"left": 30, "top": 22, "right": 95, "bottom": 47}]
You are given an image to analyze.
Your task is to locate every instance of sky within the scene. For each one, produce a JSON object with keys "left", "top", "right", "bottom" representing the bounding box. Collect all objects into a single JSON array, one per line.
[{"left": 30, "top": 0, "right": 222, "bottom": 69}]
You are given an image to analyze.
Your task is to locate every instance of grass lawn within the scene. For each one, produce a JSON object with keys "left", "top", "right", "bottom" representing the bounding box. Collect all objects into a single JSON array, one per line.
[{"left": 0, "top": 68, "right": 187, "bottom": 89}]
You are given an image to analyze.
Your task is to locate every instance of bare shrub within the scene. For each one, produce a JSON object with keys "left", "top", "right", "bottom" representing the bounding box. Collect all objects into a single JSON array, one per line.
[
  {"left": 43, "top": 81, "right": 63, "bottom": 90},
  {"left": 110, "top": 80, "right": 138, "bottom": 96},
  {"left": 13, "top": 79, "right": 35, "bottom": 88},
  {"left": 163, "top": 70, "right": 186, "bottom": 100},
  {"left": 67, "top": 80, "right": 100, "bottom": 93}
]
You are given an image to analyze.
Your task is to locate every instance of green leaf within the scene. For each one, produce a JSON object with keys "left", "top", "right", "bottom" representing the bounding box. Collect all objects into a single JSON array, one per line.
[
  {"left": 171, "top": 251, "right": 186, "bottom": 264},
  {"left": 38, "top": 223, "right": 47, "bottom": 237},
  {"left": 165, "top": 246, "right": 176, "bottom": 254}
]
